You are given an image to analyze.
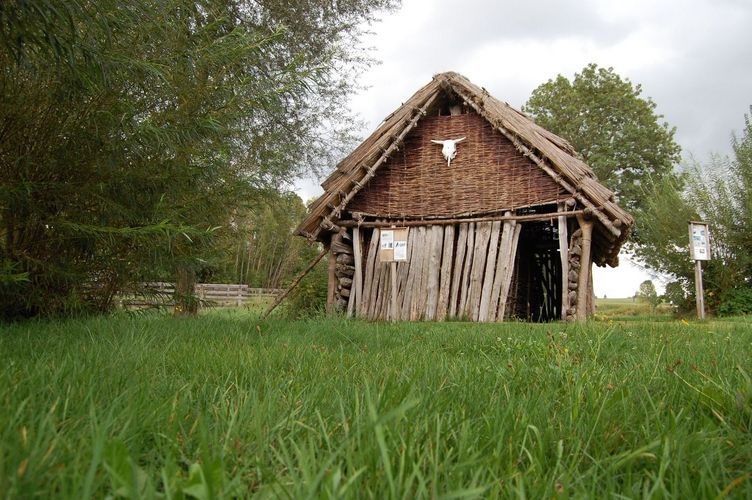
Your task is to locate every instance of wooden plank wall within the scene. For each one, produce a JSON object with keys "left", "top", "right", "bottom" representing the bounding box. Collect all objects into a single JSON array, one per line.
[{"left": 360, "top": 221, "right": 523, "bottom": 321}]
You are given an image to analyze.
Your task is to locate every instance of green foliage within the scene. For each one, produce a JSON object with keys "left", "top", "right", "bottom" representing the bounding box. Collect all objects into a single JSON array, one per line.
[
  {"left": 717, "top": 288, "right": 752, "bottom": 316},
  {"left": 634, "top": 107, "right": 752, "bottom": 315},
  {"left": 284, "top": 256, "right": 329, "bottom": 318},
  {"left": 0, "top": 0, "right": 395, "bottom": 319},
  {"left": 1, "top": 313, "right": 751, "bottom": 497},
  {"left": 212, "top": 191, "right": 311, "bottom": 288},
  {"left": 635, "top": 279, "right": 661, "bottom": 313},
  {"left": 524, "top": 64, "right": 682, "bottom": 214},
  {"left": 662, "top": 281, "right": 688, "bottom": 308}
]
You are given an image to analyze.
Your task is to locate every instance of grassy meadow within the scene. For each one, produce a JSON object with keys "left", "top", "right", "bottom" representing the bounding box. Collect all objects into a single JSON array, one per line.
[{"left": 1, "top": 311, "right": 751, "bottom": 498}]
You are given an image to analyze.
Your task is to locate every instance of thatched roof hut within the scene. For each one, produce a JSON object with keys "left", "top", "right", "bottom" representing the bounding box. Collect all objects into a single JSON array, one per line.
[{"left": 296, "top": 72, "right": 633, "bottom": 322}]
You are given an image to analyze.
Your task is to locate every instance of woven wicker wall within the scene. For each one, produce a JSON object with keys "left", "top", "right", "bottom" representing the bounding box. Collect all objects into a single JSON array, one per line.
[{"left": 348, "top": 112, "right": 567, "bottom": 218}]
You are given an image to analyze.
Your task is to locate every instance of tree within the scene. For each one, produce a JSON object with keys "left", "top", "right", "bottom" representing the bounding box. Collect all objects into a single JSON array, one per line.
[
  {"left": 663, "top": 281, "right": 687, "bottom": 307},
  {"left": 633, "top": 108, "right": 752, "bottom": 315},
  {"left": 636, "top": 280, "right": 660, "bottom": 313},
  {"left": 0, "top": 0, "right": 396, "bottom": 320},
  {"left": 523, "top": 64, "right": 682, "bottom": 214}
]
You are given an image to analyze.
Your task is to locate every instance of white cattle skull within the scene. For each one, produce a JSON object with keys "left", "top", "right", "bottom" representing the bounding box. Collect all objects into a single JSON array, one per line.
[{"left": 430, "top": 137, "right": 466, "bottom": 166}]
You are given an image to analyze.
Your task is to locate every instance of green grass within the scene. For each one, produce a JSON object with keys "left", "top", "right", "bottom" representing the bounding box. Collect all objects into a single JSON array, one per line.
[
  {"left": 595, "top": 297, "right": 676, "bottom": 320},
  {"left": 1, "top": 312, "right": 751, "bottom": 498}
]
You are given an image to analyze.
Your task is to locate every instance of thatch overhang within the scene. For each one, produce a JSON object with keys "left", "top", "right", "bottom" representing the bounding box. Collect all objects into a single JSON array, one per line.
[{"left": 295, "top": 71, "right": 634, "bottom": 267}]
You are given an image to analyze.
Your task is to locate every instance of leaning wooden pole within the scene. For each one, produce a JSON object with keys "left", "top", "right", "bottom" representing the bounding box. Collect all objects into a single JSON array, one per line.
[{"left": 260, "top": 247, "right": 328, "bottom": 320}]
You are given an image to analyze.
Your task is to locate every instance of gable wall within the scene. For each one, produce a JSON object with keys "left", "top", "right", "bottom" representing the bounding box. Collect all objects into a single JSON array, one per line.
[{"left": 348, "top": 112, "right": 567, "bottom": 218}]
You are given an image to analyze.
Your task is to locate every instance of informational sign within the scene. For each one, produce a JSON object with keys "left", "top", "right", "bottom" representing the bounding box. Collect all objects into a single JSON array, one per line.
[
  {"left": 379, "top": 228, "right": 409, "bottom": 262},
  {"left": 688, "top": 222, "right": 711, "bottom": 261}
]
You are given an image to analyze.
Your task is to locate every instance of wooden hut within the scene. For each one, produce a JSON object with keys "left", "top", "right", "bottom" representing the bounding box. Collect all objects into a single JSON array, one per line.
[{"left": 295, "top": 72, "right": 633, "bottom": 322}]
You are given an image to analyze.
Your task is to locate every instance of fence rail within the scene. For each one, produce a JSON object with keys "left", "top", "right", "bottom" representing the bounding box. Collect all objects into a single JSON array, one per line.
[{"left": 123, "top": 283, "right": 281, "bottom": 307}]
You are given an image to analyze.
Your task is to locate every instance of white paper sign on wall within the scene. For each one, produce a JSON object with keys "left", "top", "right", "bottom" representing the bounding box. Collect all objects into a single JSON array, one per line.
[{"left": 379, "top": 228, "right": 408, "bottom": 262}]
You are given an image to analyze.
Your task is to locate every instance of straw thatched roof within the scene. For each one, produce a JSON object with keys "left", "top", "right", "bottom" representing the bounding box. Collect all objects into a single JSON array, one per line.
[{"left": 295, "top": 71, "right": 634, "bottom": 267}]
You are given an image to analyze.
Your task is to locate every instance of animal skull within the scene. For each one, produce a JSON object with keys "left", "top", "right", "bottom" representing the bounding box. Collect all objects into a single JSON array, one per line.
[{"left": 430, "top": 137, "right": 466, "bottom": 166}]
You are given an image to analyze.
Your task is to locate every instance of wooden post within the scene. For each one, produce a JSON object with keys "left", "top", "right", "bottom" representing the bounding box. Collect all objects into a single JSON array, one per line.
[
  {"left": 557, "top": 203, "right": 569, "bottom": 320},
  {"left": 695, "top": 260, "right": 705, "bottom": 320},
  {"left": 478, "top": 220, "right": 502, "bottom": 322},
  {"left": 354, "top": 227, "right": 363, "bottom": 315},
  {"left": 458, "top": 223, "right": 476, "bottom": 318},
  {"left": 327, "top": 240, "right": 337, "bottom": 313},
  {"left": 390, "top": 261, "right": 398, "bottom": 321},
  {"left": 489, "top": 216, "right": 513, "bottom": 321},
  {"left": 449, "top": 223, "right": 468, "bottom": 318},
  {"left": 436, "top": 225, "right": 455, "bottom": 320},
  {"left": 497, "top": 222, "right": 521, "bottom": 321},
  {"left": 348, "top": 227, "right": 363, "bottom": 317},
  {"left": 576, "top": 214, "right": 594, "bottom": 322}
]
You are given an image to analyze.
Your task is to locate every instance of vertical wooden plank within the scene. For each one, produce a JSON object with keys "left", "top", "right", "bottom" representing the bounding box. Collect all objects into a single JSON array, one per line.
[
  {"left": 410, "top": 227, "right": 429, "bottom": 320},
  {"left": 498, "top": 222, "right": 522, "bottom": 321},
  {"left": 478, "top": 220, "right": 502, "bottom": 322},
  {"left": 372, "top": 256, "right": 385, "bottom": 320},
  {"left": 390, "top": 261, "right": 398, "bottom": 321},
  {"left": 361, "top": 229, "right": 379, "bottom": 317},
  {"left": 327, "top": 245, "right": 337, "bottom": 313},
  {"left": 401, "top": 226, "right": 423, "bottom": 318},
  {"left": 557, "top": 206, "right": 569, "bottom": 321},
  {"left": 458, "top": 222, "right": 476, "bottom": 319},
  {"left": 393, "top": 229, "right": 413, "bottom": 321},
  {"left": 368, "top": 231, "right": 383, "bottom": 319},
  {"left": 425, "top": 226, "right": 444, "bottom": 320},
  {"left": 488, "top": 218, "right": 512, "bottom": 322},
  {"left": 419, "top": 227, "right": 434, "bottom": 318},
  {"left": 353, "top": 227, "right": 363, "bottom": 316},
  {"left": 436, "top": 224, "right": 455, "bottom": 320},
  {"left": 449, "top": 223, "right": 468, "bottom": 318},
  {"left": 587, "top": 263, "right": 595, "bottom": 317},
  {"left": 466, "top": 221, "right": 492, "bottom": 321}
]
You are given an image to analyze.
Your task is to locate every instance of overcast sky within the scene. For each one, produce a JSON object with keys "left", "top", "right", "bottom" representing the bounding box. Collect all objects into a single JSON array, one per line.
[{"left": 295, "top": 0, "right": 752, "bottom": 297}]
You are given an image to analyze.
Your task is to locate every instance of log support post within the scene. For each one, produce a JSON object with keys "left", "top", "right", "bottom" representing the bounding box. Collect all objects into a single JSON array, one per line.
[
  {"left": 326, "top": 239, "right": 337, "bottom": 313},
  {"left": 576, "top": 214, "right": 594, "bottom": 322},
  {"left": 557, "top": 203, "right": 569, "bottom": 321}
]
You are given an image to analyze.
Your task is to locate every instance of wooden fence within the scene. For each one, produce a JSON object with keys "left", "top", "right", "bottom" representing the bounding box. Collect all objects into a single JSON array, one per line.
[{"left": 124, "top": 282, "right": 281, "bottom": 307}]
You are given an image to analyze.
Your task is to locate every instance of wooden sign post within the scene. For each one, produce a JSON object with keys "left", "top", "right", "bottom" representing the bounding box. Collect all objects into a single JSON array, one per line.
[
  {"left": 380, "top": 228, "right": 409, "bottom": 321},
  {"left": 688, "top": 221, "right": 711, "bottom": 320}
]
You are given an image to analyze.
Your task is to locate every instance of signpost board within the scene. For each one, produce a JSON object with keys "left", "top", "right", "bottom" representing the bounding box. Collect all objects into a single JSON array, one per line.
[
  {"left": 689, "top": 222, "right": 711, "bottom": 261},
  {"left": 688, "top": 222, "right": 711, "bottom": 319}
]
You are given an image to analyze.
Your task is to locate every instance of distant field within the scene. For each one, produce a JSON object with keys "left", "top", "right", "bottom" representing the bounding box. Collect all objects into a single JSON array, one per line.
[
  {"left": 1, "top": 312, "right": 751, "bottom": 498},
  {"left": 595, "top": 297, "right": 676, "bottom": 319}
]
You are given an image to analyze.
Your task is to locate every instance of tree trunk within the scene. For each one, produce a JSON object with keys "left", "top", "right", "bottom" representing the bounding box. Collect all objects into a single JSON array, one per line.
[{"left": 174, "top": 265, "right": 198, "bottom": 316}]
